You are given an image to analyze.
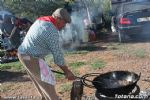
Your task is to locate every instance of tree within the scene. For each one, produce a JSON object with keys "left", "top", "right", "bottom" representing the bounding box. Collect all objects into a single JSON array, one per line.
[{"left": 2, "top": 0, "right": 65, "bottom": 21}]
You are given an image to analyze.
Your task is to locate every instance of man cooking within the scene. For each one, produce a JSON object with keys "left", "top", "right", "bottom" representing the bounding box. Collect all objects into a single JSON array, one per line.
[{"left": 17, "top": 8, "right": 76, "bottom": 100}]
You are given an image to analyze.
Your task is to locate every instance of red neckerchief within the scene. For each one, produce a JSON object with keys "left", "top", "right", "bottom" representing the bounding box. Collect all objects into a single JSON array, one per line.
[{"left": 37, "top": 16, "right": 58, "bottom": 29}]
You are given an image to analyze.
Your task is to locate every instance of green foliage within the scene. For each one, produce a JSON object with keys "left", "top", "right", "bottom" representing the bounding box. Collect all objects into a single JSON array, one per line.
[
  {"left": 2, "top": 0, "right": 65, "bottom": 21},
  {"left": 0, "top": 0, "right": 112, "bottom": 23},
  {"left": 102, "top": 0, "right": 111, "bottom": 13},
  {"left": 91, "top": 60, "right": 106, "bottom": 69},
  {"left": 95, "top": 0, "right": 112, "bottom": 25},
  {"left": 65, "top": 50, "right": 89, "bottom": 55},
  {"left": 69, "top": 61, "right": 86, "bottom": 68},
  {"left": 133, "top": 49, "right": 147, "bottom": 58},
  {"left": 0, "top": 61, "right": 23, "bottom": 70},
  {"left": 55, "top": 73, "right": 64, "bottom": 80}
]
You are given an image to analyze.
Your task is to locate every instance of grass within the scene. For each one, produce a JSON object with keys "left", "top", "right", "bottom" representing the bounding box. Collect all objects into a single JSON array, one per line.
[
  {"left": 72, "top": 69, "right": 80, "bottom": 76},
  {"left": 91, "top": 60, "right": 106, "bottom": 69},
  {"left": 0, "top": 61, "right": 23, "bottom": 71},
  {"left": 69, "top": 61, "right": 86, "bottom": 69},
  {"left": 0, "top": 83, "right": 14, "bottom": 92},
  {"left": 55, "top": 73, "right": 65, "bottom": 80},
  {"left": 0, "top": 49, "right": 23, "bottom": 71},
  {"left": 107, "top": 43, "right": 124, "bottom": 50},
  {"left": 111, "top": 43, "right": 148, "bottom": 59},
  {"left": 64, "top": 44, "right": 99, "bottom": 56},
  {"left": 0, "top": 85, "right": 8, "bottom": 92},
  {"left": 60, "top": 83, "right": 72, "bottom": 93},
  {"left": 55, "top": 69, "right": 80, "bottom": 80},
  {"left": 133, "top": 49, "right": 147, "bottom": 58},
  {"left": 65, "top": 50, "right": 89, "bottom": 56}
]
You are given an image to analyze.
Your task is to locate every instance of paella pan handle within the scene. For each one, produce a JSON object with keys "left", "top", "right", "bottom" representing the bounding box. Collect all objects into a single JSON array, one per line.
[
  {"left": 80, "top": 73, "right": 102, "bottom": 88},
  {"left": 51, "top": 70, "right": 102, "bottom": 88}
]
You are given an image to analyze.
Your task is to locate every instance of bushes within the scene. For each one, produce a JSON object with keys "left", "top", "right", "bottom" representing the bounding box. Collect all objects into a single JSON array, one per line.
[{"left": 2, "top": 0, "right": 65, "bottom": 21}]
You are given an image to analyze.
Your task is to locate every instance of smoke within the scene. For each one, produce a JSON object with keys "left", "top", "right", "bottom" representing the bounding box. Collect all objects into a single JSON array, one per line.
[
  {"left": 60, "top": 0, "right": 104, "bottom": 49},
  {"left": 59, "top": 13, "right": 84, "bottom": 50}
]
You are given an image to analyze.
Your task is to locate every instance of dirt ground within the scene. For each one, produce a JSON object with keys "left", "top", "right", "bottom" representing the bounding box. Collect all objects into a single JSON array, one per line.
[{"left": 0, "top": 34, "right": 150, "bottom": 100}]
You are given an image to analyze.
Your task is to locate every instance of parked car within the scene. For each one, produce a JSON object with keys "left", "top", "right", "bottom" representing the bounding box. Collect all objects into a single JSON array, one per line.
[
  {"left": 111, "top": 1, "right": 150, "bottom": 42},
  {"left": 111, "top": 0, "right": 132, "bottom": 13}
]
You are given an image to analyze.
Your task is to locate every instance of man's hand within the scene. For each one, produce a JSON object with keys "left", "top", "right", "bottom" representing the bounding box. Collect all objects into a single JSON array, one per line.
[
  {"left": 65, "top": 69, "right": 77, "bottom": 80},
  {"left": 59, "top": 65, "right": 77, "bottom": 80}
]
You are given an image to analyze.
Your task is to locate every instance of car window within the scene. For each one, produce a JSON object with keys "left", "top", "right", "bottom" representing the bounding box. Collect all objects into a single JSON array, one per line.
[
  {"left": 123, "top": 2, "right": 150, "bottom": 13},
  {"left": 132, "top": 0, "right": 150, "bottom": 2},
  {"left": 111, "top": 0, "right": 132, "bottom": 4},
  {"left": 111, "top": 0, "right": 132, "bottom": 15}
]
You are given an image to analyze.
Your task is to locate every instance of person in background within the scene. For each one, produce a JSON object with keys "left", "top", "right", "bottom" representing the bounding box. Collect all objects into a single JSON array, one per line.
[
  {"left": 0, "top": 16, "right": 3, "bottom": 49},
  {"left": 83, "top": 18, "right": 96, "bottom": 42},
  {"left": 0, "top": 15, "right": 32, "bottom": 62},
  {"left": 17, "top": 8, "right": 76, "bottom": 100},
  {"left": 18, "top": 18, "right": 33, "bottom": 34}
]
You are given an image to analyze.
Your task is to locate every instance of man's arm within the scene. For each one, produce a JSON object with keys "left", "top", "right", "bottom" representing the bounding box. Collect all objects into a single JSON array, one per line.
[
  {"left": 9, "top": 26, "right": 17, "bottom": 39},
  {"left": 45, "top": 28, "right": 76, "bottom": 80}
]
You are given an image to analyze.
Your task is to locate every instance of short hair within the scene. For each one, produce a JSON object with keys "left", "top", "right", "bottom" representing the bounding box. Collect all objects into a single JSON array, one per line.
[{"left": 52, "top": 8, "right": 71, "bottom": 23}]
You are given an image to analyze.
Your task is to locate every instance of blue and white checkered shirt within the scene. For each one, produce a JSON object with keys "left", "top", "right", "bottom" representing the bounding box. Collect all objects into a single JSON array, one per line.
[{"left": 18, "top": 20, "right": 65, "bottom": 66}]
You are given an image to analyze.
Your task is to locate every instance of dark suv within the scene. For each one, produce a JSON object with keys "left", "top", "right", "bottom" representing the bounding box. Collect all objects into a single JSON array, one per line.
[{"left": 111, "top": 1, "right": 150, "bottom": 42}]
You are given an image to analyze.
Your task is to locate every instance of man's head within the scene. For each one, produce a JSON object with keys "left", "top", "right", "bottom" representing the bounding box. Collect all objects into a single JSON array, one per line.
[{"left": 52, "top": 8, "right": 71, "bottom": 30}]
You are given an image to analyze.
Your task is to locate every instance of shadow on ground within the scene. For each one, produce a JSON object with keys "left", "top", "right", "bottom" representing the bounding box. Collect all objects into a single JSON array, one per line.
[
  {"left": 101, "top": 32, "right": 150, "bottom": 43},
  {"left": 76, "top": 44, "right": 107, "bottom": 51},
  {"left": 0, "top": 70, "right": 30, "bottom": 83}
]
